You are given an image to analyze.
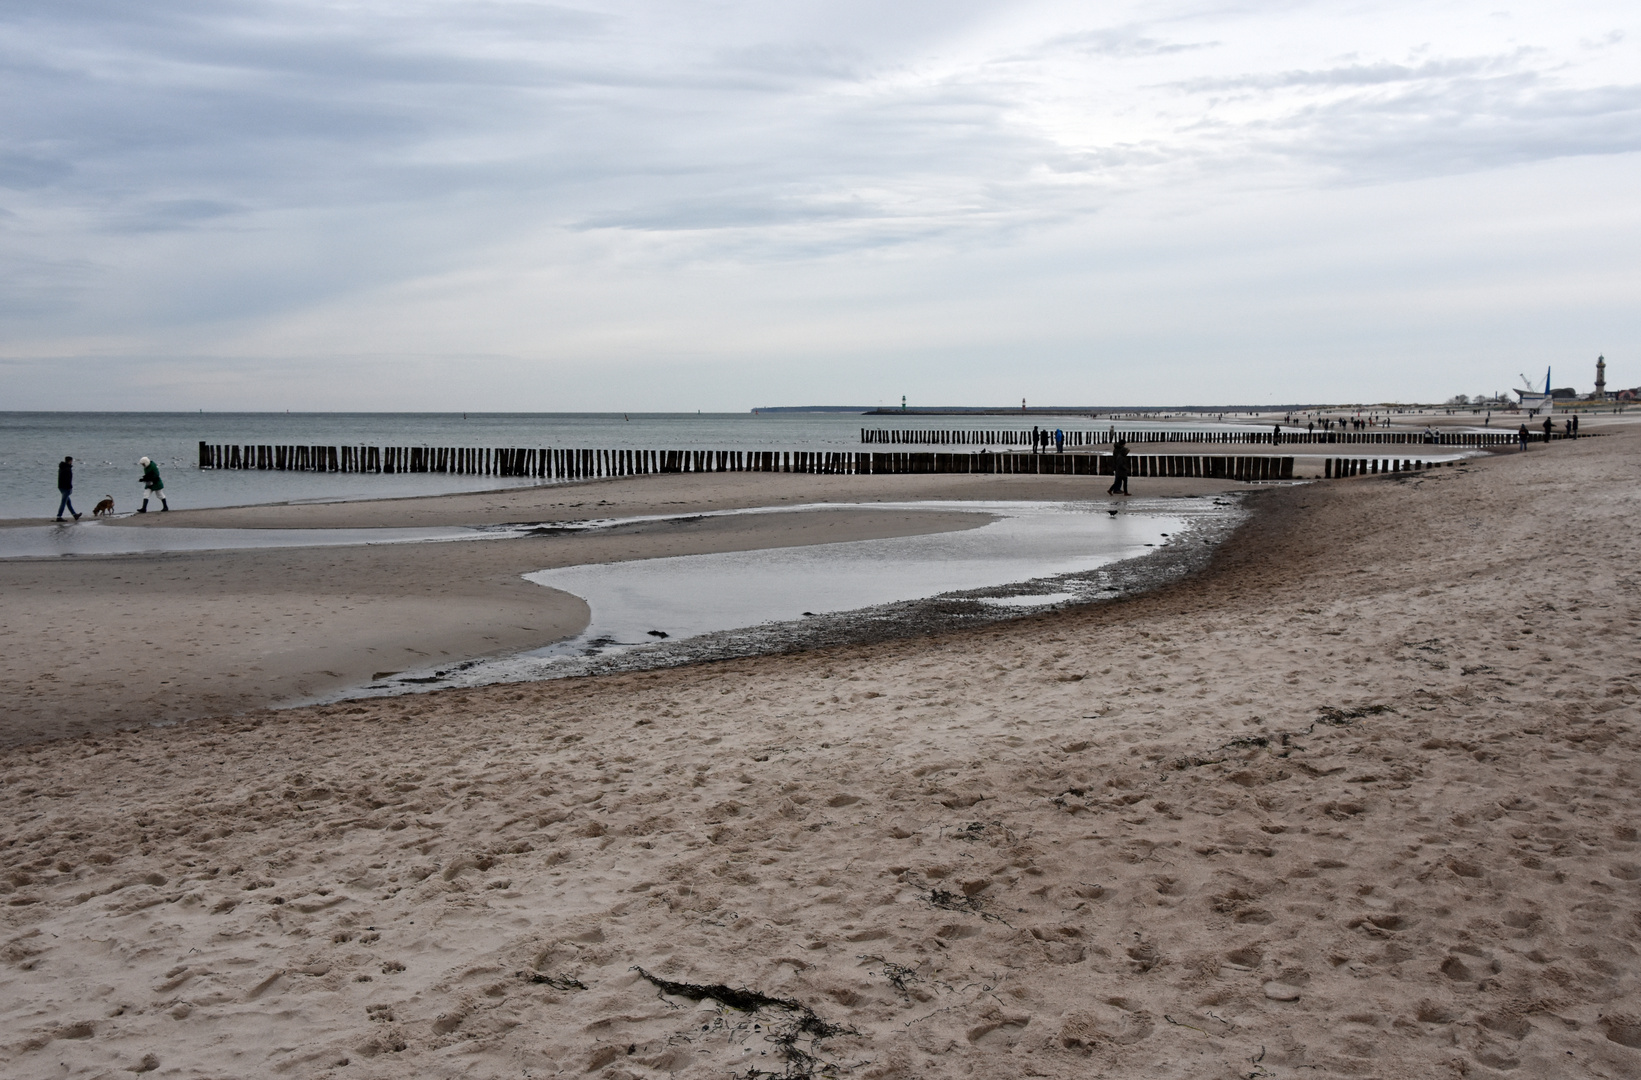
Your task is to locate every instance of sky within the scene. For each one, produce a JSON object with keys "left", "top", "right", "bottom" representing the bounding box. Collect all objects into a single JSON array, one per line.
[{"left": 2, "top": 0, "right": 1638, "bottom": 410}]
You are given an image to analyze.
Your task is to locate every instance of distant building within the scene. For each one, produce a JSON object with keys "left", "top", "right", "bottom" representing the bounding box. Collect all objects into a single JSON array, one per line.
[{"left": 1595, "top": 354, "right": 1606, "bottom": 399}]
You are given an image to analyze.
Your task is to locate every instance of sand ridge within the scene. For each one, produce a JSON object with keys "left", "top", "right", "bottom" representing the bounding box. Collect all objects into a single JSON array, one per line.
[
  {"left": 100, "top": 471, "right": 1248, "bottom": 531},
  {"left": 0, "top": 432, "right": 1638, "bottom": 1078}
]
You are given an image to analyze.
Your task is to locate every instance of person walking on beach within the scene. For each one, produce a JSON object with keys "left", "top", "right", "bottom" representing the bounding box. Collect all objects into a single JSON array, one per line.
[
  {"left": 1107, "top": 439, "right": 1130, "bottom": 496},
  {"left": 1542, "top": 416, "right": 1553, "bottom": 443},
  {"left": 1054, "top": 428, "right": 1064, "bottom": 453},
  {"left": 137, "top": 456, "right": 168, "bottom": 512},
  {"left": 1517, "top": 423, "right": 1529, "bottom": 450},
  {"left": 1572, "top": 414, "right": 1579, "bottom": 438},
  {"left": 56, "top": 456, "right": 82, "bottom": 521}
]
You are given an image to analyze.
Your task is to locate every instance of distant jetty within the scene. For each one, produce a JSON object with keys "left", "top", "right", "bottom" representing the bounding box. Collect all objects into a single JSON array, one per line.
[{"left": 756, "top": 404, "right": 1345, "bottom": 416}]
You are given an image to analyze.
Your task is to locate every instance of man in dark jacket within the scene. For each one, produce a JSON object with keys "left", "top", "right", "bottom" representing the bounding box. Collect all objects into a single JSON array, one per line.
[
  {"left": 56, "top": 456, "right": 81, "bottom": 521},
  {"left": 1107, "top": 439, "right": 1130, "bottom": 496}
]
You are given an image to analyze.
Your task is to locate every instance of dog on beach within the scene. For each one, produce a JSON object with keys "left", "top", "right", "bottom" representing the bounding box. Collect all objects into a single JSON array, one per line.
[{"left": 93, "top": 496, "right": 115, "bottom": 518}]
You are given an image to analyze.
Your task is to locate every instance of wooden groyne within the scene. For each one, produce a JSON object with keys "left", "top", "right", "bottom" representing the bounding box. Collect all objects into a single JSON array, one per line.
[
  {"left": 860, "top": 428, "right": 1516, "bottom": 447},
  {"left": 197, "top": 443, "right": 1297, "bottom": 481},
  {"left": 1324, "top": 457, "right": 1439, "bottom": 478}
]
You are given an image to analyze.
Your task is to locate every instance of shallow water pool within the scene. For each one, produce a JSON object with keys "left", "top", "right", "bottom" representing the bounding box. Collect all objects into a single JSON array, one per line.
[
  {"left": 527, "top": 501, "right": 1185, "bottom": 652},
  {"left": 338, "top": 498, "right": 1235, "bottom": 698}
]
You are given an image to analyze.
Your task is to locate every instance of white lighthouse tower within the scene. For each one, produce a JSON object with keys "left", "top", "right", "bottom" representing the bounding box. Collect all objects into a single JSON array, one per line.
[{"left": 1596, "top": 355, "right": 1606, "bottom": 400}]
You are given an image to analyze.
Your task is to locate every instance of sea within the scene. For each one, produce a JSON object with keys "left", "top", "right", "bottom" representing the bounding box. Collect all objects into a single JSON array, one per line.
[{"left": 0, "top": 411, "right": 1261, "bottom": 521}]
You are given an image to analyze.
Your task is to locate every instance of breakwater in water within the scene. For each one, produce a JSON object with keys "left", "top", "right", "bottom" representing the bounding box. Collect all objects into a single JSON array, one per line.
[
  {"left": 861, "top": 427, "right": 1517, "bottom": 447},
  {"left": 1325, "top": 457, "right": 1444, "bottom": 478},
  {"left": 197, "top": 443, "right": 1301, "bottom": 481}
]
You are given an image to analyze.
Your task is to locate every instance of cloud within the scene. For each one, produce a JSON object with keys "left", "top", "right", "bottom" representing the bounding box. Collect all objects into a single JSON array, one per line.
[
  {"left": 1, "top": 0, "right": 1639, "bottom": 407},
  {"left": 1041, "top": 24, "right": 1214, "bottom": 59},
  {"left": 107, "top": 198, "right": 246, "bottom": 232},
  {"left": 1173, "top": 55, "right": 1511, "bottom": 93},
  {"left": 0, "top": 151, "right": 72, "bottom": 189},
  {"left": 1181, "top": 65, "right": 1641, "bottom": 182}
]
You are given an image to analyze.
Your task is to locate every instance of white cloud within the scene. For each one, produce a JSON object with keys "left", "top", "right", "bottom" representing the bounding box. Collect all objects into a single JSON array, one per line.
[{"left": 1, "top": 0, "right": 1638, "bottom": 407}]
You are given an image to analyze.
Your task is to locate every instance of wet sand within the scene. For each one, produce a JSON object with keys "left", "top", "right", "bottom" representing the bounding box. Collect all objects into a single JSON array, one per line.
[
  {"left": 0, "top": 470, "right": 1256, "bottom": 745},
  {"left": 2, "top": 431, "right": 1639, "bottom": 1078},
  {"left": 98, "top": 471, "right": 1247, "bottom": 530},
  {"left": 0, "top": 504, "right": 993, "bottom": 746}
]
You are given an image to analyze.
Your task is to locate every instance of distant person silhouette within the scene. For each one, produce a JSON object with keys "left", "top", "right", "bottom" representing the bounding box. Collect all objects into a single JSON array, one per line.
[
  {"left": 1107, "top": 439, "right": 1130, "bottom": 496},
  {"left": 56, "top": 456, "right": 81, "bottom": 521}
]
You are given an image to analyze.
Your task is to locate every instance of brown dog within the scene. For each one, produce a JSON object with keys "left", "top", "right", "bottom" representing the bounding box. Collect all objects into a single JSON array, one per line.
[{"left": 93, "top": 497, "right": 115, "bottom": 518}]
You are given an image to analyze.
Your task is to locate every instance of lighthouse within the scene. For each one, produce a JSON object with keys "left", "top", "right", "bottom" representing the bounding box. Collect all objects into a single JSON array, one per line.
[{"left": 1596, "top": 355, "right": 1606, "bottom": 400}]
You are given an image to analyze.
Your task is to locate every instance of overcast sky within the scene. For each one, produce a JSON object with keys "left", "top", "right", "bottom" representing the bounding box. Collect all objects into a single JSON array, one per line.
[{"left": 2, "top": 0, "right": 1637, "bottom": 410}]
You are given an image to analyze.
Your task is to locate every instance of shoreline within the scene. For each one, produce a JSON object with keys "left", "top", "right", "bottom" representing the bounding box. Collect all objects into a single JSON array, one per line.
[
  {"left": 83, "top": 471, "right": 1252, "bottom": 530},
  {"left": 0, "top": 430, "right": 1635, "bottom": 1076},
  {"left": 3, "top": 407, "right": 1568, "bottom": 532},
  {"left": 0, "top": 421, "right": 1600, "bottom": 742},
  {"left": 0, "top": 500, "right": 998, "bottom": 746}
]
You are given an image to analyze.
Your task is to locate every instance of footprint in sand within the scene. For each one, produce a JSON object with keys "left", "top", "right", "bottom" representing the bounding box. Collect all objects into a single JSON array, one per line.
[
  {"left": 967, "top": 1014, "right": 1032, "bottom": 1049},
  {"left": 1601, "top": 1015, "right": 1641, "bottom": 1049}
]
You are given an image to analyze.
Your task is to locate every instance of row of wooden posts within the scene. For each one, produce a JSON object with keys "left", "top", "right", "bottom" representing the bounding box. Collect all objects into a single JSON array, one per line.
[
  {"left": 198, "top": 442, "right": 1298, "bottom": 481},
  {"left": 861, "top": 428, "right": 1517, "bottom": 447},
  {"left": 1324, "top": 457, "right": 1439, "bottom": 478}
]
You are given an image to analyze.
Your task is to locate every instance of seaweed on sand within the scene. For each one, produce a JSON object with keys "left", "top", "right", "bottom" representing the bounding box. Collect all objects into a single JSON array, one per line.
[{"left": 632, "top": 967, "right": 854, "bottom": 1079}]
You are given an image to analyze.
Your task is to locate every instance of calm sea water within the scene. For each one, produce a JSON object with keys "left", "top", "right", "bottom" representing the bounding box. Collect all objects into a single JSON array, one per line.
[{"left": 0, "top": 410, "right": 1262, "bottom": 520}]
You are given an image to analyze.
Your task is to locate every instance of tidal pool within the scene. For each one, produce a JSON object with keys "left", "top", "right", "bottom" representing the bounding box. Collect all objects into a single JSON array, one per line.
[
  {"left": 528, "top": 501, "right": 1185, "bottom": 650},
  {"left": 345, "top": 497, "right": 1239, "bottom": 698}
]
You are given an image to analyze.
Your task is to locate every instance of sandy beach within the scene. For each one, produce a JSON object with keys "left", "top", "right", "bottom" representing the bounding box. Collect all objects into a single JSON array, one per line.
[
  {"left": 0, "top": 500, "right": 1011, "bottom": 746},
  {"left": 0, "top": 470, "right": 1258, "bottom": 746},
  {"left": 1, "top": 430, "right": 1638, "bottom": 1078}
]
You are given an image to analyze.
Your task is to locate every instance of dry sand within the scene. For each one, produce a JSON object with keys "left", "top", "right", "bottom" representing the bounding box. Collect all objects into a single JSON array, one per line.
[{"left": 2, "top": 432, "right": 1640, "bottom": 1078}]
